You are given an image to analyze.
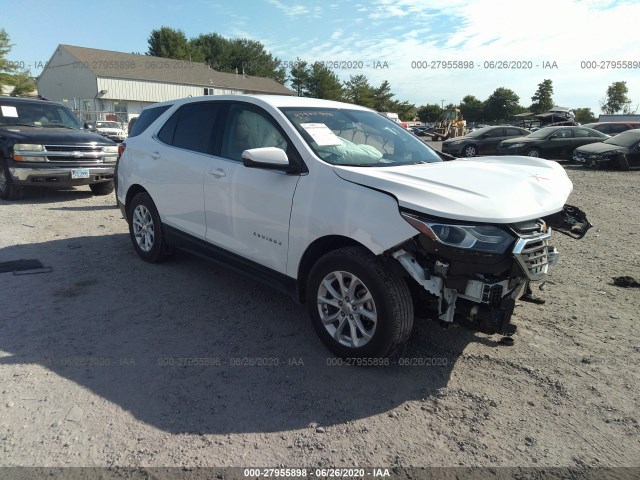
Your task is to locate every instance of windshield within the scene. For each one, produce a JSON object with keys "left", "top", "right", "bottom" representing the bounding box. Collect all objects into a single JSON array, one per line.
[
  {"left": 0, "top": 102, "right": 82, "bottom": 129},
  {"left": 603, "top": 130, "right": 640, "bottom": 147},
  {"left": 526, "top": 127, "right": 558, "bottom": 139},
  {"left": 281, "top": 107, "right": 442, "bottom": 167},
  {"left": 97, "top": 121, "right": 120, "bottom": 129}
]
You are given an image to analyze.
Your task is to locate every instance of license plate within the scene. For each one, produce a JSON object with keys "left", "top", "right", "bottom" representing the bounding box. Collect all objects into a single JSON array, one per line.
[{"left": 71, "top": 168, "right": 90, "bottom": 179}]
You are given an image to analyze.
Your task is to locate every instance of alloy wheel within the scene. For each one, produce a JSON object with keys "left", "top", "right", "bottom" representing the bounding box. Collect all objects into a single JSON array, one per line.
[
  {"left": 132, "top": 204, "right": 155, "bottom": 252},
  {"left": 317, "top": 270, "right": 378, "bottom": 348}
]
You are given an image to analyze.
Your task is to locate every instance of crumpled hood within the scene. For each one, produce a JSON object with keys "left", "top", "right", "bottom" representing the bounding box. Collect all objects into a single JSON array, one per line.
[
  {"left": 575, "top": 142, "right": 625, "bottom": 155},
  {"left": 333, "top": 156, "right": 573, "bottom": 223}
]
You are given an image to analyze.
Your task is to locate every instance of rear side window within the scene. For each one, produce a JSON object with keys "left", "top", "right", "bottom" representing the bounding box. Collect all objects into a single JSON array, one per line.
[
  {"left": 168, "top": 102, "right": 221, "bottom": 154},
  {"left": 574, "top": 128, "right": 592, "bottom": 137},
  {"left": 128, "top": 104, "right": 172, "bottom": 137},
  {"left": 609, "top": 124, "right": 628, "bottom": 134}
]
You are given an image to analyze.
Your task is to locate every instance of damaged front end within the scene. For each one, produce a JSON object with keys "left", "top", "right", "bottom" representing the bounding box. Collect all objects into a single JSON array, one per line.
[{"left": 391, "top": 205, "right": 591, "bottom": 336}]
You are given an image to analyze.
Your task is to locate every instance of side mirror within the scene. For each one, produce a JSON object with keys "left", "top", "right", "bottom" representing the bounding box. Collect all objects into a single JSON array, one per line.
[
  {"left": 242, "top": 147, "right": 296, "bottom": 172},
  {"left": 84, "top": 122, "right": 96, "bottom": 131},
  {"left": 481, "top": 133, "right": 490, "bottom": 138}
]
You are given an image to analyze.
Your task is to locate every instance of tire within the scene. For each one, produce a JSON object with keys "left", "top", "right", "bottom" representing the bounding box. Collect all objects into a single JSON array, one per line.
[
  {"left": 463, "top": 145, "right": 478, "bottom": 157},
  {"left": 306, "top": 247, "right": 414, "bottom": 359},
  {"left": 0, "top": 160, "right": 23, "bottom": 201},
  {"left": 526, "top": 148, "right": 540, "bottom": 157},
  {"left": 89, "top": 181, "right": 114, "bottom": 195},
  {"left": 615, "top": 154, "right": 630, "bottom": 171},
  {"left": 127, "top": 192, "right": 172, "bottom": 263}
]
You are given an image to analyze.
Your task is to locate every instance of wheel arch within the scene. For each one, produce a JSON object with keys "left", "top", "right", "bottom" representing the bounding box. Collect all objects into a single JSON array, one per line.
[
  {"left": 295, "top": 235, "right": 371, "bottom": 303},
  {"left": 124, "top": 184, "right": 150, "bottom": 218}
]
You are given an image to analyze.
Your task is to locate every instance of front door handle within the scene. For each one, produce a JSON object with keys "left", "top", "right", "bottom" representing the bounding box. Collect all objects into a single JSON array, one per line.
[
  {"left": 150, "top": 151, "right": 160, "bottom": 159},
  {"left": 208, "top": 168, "right": 226, "bottom": 178}
]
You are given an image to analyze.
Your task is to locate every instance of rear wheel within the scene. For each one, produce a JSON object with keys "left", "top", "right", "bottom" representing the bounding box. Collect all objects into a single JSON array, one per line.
[
  {"left": 89, "top": 180, "right": 114, "bottom": 195},
  {"left": 127, "top": 192, "right": 172, "bottom": 263},
  {"left": 463, "top": 145, "right": 478, "bottom": 157},
  {"left": 307, "top": 247, "right": 414, "bottom": 359},
  {"left": 0, "top": 160, "right": 22, "bottom": 201}
]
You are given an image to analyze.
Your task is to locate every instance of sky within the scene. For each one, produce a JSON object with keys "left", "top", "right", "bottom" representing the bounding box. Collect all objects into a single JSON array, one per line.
[{"left": 2, "top": 0, "right": 639, "bottom": 115}]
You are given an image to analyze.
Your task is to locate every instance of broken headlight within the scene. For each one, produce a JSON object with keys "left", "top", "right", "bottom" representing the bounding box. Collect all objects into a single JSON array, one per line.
[{"left": 401, "top": 213, "right": 515, "bottom": 254}]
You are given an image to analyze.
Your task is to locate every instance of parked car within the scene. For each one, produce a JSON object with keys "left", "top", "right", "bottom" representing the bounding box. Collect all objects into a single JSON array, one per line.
[
  {"left": 582, "top": 122, "right": 640, "bottom": 135},
  {"left": 95, "top": 121, "right": 127, "bottom": 142},
  {"left": 496, "top": 126, "right": 609, "bottom": 159},
  {"left": 0, "top": 96, "right": 118, "bottom": 200},
  {"left": 442, "top": 125, "right": 531, "bottom": 157},
  {"left": 116, "top": 95, "right": 590, "bottom": 358},
  {"left": 573, "top": 129, "right": 640, "bottom": 170}
]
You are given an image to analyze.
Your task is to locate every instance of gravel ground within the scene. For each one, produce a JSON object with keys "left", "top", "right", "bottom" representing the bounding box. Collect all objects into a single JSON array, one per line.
[{"left": 0, "top": 157, "right": 639, "bottom": 471}]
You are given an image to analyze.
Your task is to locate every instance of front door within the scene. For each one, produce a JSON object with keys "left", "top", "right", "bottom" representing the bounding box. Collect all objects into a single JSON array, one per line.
[{"left": 204, "top": 103, "right": 301, "bottom": 274}]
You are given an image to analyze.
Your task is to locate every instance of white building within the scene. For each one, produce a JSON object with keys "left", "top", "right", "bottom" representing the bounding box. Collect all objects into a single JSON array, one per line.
[{"left": 37, "top": 45, "right": 294, "bottom": 123}]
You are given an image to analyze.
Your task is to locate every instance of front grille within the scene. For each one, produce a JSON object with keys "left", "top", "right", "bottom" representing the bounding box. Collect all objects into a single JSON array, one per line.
[
  {"left": 43, "top": 144, "right": 107, "bottom": 164},
  {"left": 512, "top": 230, "right": 552, "bottom": 281}
]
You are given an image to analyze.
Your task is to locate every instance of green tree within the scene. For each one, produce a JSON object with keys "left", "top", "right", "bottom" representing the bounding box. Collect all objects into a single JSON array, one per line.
[
  {"left": 391, "top": 100, "right": 416, "bottom": 121},
  {"left": 372, "top": 80, "right": 395, "bottom": 112},
  {"left": 530, "top": 79, "right": 554, "bottom": 114},
  {"left": 288, "top": 58, "right": 309, "bottom": 96},
  {"left": 459, "top": 95, "right": 484, "bottom": 122},
  {"left": 147, "top": 27, "right": 192, "bottom": 60},
  {"left": 600, "top": 81, "right": 631, "bottom": 114},
  {"left": 483, "top": 87, "right": 521, "bottom": 122},
  {"left": 224, "top": 38, "right": 285, "bottom": 84},
  {"left": 305, "top": 62, "right": 343, "bottom": 100},
  {"left": 0, "top": 29, "right": 35, "bottom": 96},
  {"left": 7, "top": 72, "right": 35, "bottom": 96},
  {"left": 574, "top": 107, "right": 597, "bottom": 124},
  {"left": 344, "top": 74, "right": 374, "bottom": 107},
  {"left": 0, "top": 28, "right": 18, "bottom": 92},
  {"left": 417, "top": 104, "right": 442, "bottom": 122}
]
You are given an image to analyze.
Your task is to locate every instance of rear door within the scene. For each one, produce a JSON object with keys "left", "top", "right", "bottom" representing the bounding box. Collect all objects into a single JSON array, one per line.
[
  {"left": 573, "top": 128, "right": 605, "bottom": 152},
  {"left": 148, "top": 102, "right": 222, "bottom": 239},
  {"left": 204, "top": 102, "right": 301, "bottom": 274}
]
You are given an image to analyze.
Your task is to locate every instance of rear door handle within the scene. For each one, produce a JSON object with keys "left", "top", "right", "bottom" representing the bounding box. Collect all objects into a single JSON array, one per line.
[
  {"left": 208, "top": 168, "right": 226, "bottom": 178},
  {"left": 150, "top": 151, "right": 160, "bottom": 159}
]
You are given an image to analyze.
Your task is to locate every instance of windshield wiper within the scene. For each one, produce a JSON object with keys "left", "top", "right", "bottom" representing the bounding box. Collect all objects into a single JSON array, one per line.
[{"left": 2, "top": 123, "right": 36, "bottom": 127}]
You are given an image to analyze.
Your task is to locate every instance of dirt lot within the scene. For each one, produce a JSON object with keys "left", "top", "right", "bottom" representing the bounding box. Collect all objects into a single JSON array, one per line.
[{"left": 0, "top": 158, "right": 639, "bottom": 472}]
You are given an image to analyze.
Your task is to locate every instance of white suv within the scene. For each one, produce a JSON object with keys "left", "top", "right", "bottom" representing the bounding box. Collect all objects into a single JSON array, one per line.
[{"left": 116, "top": 95, "right": 590, "bottom": 358}]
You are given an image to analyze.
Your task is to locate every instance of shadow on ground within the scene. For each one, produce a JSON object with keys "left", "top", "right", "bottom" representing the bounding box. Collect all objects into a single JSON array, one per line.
[{"left": 0, "top": 234, "right": 490, "bottom": 434}]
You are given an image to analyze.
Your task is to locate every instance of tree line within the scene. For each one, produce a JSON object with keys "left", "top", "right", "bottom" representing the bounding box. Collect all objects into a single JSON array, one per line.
[{"left": 0, "top": 26, "right": 635, "bottom": 123}]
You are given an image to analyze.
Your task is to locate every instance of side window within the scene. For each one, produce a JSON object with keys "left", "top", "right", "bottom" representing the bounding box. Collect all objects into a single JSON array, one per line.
[
  {"left": 552, "top": 129, "right": 571, "bottom": 138},
  {"left": 506, "top": 128, "right": 524, "bottom": 136},
  {"left": 171, "top": 102, "right": 220, "bottom": 154},
  {"left": 221, "top": 105, "right": 288, "bottom": 161},
  {"left": 609, "top": 124, "right": 627, "bottom": 134},
  {"left": 128, "top": 104, "right": 172, "bottom": 137},
  {"left": 574, "top": 128, "right": 592, "bottom": 138},
  {"left": 486, "top": 128, "right": 504, "bottom": 137},
  {"left": 157, "top": 110, "right": 179, "bottom": 144}
]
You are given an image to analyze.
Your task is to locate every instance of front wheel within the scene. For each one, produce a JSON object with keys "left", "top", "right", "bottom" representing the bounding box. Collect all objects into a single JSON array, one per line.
[
  {"left": 463, "top": 145, "right": 478, "bottom": 157},
  {"left": 526, "top": 148, "right": 540, "bottom": 157},
  {"left": 615, "top": 154, "right": 630, "bottom": 171},
  {"left": 0, "top": 160, "right": 23, "bottom": 200},
  {"left": 306, "top": 247, "right": 414, "bottom": 359},
  {"left": 127, "top": 192, "right": 172, "bottom": 263},
  {"left": 89, "top": 181, "right": 114, "bottom": 195}
]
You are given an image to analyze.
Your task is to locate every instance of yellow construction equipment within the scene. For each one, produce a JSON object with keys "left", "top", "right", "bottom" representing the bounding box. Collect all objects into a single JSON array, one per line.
[{"left": 432, "top": 108, "right": 466, "bottom": 140}]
